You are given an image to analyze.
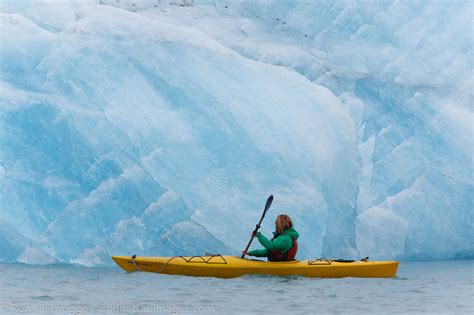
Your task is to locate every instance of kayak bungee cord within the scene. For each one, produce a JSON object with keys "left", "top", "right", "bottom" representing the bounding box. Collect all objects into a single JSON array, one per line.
[
  {"left": 129, "top": 254, "right": 177, "bottom": 273},
  {"left": 130, "top": 255, "right": 228, "bottom": 273},
  {"left": 156, "top": 255, "right": 228, "bottom": 273},
  {"left": 157, "top": 256, "right": 180, "bottom": 274},
  {"left": 130, "top": 255, "right": 144, "bottom": 272},
  {"left": 308, "top": 258, "right": 332, "bottom": 265},
  {"left": 307, "top": 257, "right": 370, "bottom": 265}
]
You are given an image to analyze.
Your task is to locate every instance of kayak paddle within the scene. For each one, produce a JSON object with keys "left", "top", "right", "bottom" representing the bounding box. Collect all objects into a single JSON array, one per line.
[{"left": 241, "top": 195, "right": 274, "bottom": 258}]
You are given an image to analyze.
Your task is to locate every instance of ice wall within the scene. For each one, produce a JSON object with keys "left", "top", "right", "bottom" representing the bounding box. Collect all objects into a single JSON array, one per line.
[
  {"left": 190, "top": 0, "right": 474, "bottom": 260},
  {"left": 0, "top": 0, "right": 472, "bottom": 265}
]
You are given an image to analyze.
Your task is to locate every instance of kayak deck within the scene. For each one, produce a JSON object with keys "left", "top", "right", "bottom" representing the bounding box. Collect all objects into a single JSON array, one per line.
[{"left": 112, "top": 255, "right": 398, "bottom": 278}]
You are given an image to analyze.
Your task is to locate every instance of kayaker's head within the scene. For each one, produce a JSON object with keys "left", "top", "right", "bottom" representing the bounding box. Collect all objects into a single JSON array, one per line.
[{"left": 275, "top": 214, "right": 293, "bottom": 234}]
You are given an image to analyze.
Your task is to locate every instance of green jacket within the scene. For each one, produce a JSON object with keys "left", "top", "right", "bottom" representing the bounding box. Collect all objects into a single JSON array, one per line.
[{"left": 247, "top": 227, "right": 299, "bottom": 257}]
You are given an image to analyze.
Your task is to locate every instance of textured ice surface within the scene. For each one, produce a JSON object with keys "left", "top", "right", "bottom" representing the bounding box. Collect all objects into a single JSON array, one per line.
[{"left": 0, "top": 0, "right": 472, "bottom": 265}]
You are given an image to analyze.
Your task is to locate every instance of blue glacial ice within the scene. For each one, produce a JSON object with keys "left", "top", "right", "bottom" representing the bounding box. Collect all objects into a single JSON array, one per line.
[{"left": 0, "top": 0, "right": 472, "bottom": 265}]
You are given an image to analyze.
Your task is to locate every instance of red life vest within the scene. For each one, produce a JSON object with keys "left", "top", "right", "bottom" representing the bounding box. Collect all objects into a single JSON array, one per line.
[{"left": 267, "top": 237, "right": 298, "bottom": 262}]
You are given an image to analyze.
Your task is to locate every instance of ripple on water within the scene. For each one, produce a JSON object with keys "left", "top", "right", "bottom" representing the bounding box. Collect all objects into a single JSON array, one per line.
[
  {"left": 15, "top": 277, "right": 28, "bottom": 281},
  {"left": 272, "top": 289, "right": 286, "bottom": 294},
  {"left": 408, "top": 289, "right": 424, "bottom": 293},
  {"left": 56, "top": 295, "right": 79, "bottom": 302},
  {"left": 176, "top": 292, "right": 192, "bottom": 297},
  {"left": 394, "top": 276, "right": 409, "bottom": 280},
  {"left": 31, "top": 295, "right": 54, "bottom": 301}
]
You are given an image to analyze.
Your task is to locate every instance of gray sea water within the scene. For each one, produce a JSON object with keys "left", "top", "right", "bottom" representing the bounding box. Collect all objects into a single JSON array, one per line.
[{"left": 1, "top": 260, "right": 473, "bottom": 314}]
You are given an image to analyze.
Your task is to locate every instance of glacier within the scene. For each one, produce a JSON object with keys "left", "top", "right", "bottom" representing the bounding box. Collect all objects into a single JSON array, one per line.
[{"left": 0, "top": 0, "right": 472, "bottom": 265}]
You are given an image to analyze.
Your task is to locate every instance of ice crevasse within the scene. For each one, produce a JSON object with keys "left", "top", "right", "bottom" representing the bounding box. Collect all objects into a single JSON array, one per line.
[{"left": 0, "top": 0, "right": 472, "bottom": 265}]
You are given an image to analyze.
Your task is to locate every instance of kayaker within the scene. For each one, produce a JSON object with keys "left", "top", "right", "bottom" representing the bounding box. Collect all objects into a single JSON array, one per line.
[{"left": 242, "top": 214, "right": 299, "bottom": 261}]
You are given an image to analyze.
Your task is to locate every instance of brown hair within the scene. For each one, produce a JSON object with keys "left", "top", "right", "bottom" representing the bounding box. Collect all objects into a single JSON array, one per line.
[{"left": 275, "top": 214, "right": 293, "bottom": 234}]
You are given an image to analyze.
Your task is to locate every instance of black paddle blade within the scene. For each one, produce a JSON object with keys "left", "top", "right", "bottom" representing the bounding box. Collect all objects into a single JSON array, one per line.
[{"left": 264, "top": 195, "right": 273, "bottom": 212}]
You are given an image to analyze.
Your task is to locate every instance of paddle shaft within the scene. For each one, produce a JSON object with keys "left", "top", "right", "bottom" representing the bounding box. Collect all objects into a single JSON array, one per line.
[{"left": 241, "top": 195, "right": 273, "bottom": 258}]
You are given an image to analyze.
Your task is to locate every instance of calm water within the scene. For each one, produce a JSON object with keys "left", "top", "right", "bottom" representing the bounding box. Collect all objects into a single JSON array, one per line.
[{"left": 1, "top": 260, "right": 473, "bottom": 314}]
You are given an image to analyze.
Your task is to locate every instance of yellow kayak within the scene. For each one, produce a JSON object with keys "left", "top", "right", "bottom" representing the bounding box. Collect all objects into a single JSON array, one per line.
[{"left": 112, "top": 255, "right": 398, "bottom": 278}]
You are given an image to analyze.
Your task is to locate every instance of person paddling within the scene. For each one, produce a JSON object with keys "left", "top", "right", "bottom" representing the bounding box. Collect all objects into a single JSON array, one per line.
[{"left": 242, "top": 214, "right": 299, "bottom": 261}]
